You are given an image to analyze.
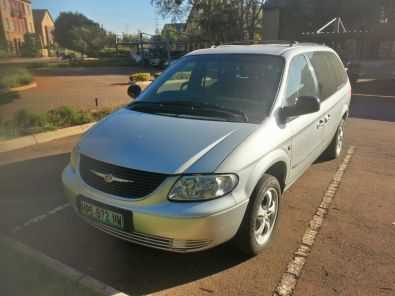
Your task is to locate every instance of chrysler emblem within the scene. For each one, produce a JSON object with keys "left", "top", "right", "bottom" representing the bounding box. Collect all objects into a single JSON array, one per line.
[
  {"left": 103, "top": 174, "right": 114, "bottom": 184},
  {"left": 90, "top": 170, "right": 135, "bottom": 184}
]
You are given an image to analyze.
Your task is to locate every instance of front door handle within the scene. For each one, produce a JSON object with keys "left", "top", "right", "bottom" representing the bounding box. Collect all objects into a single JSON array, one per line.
[{"left": 317, "top": 119, "right": 326, "bottom": 129}]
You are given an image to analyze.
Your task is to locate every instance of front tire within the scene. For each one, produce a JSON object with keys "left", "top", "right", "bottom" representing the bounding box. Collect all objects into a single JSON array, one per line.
[{"left": 234, "top": 174, "right": 281, "bottom": 256}]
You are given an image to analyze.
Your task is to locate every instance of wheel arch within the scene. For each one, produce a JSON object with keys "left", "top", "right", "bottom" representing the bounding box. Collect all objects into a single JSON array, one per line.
[{"left": 246, "top": 149, "right": 290, "bottom": 198}]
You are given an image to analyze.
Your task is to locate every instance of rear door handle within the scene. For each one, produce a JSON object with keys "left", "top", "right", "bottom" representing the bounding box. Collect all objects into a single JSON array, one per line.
[{"left": 326, "top": 114, "right": 331, "bottom": 122}]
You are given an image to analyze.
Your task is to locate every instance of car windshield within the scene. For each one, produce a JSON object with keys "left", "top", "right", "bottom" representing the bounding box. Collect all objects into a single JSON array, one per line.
[{"left": 132, "top": 54, "right": 284, "bottom": 123}]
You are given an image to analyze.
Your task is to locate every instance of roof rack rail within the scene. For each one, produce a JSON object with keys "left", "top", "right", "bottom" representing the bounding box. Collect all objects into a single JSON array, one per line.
[
  {"left": 218, "top": 40, "right": 300, "bottom": 47},
  {"left": 221, "top": 40, "right": 299, "bottom": 46},
  {"left": 220, "top": 41, "right": 256, "bottom": 46},
  {"left": 260, "top": 40, "right": 298, "bottom": 46}
]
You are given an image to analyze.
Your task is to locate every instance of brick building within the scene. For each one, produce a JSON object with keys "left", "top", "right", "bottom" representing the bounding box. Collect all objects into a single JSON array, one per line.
[
  {"left": 33, "top": 9, "right": 54, "bottom": 57},
  {"left": 0, "top": 0, "right": 35, "bottom": 56}
]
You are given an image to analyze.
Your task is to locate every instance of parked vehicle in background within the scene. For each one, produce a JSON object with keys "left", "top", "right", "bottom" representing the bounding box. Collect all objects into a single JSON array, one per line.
[{"left": 62, "top": 42, "right": 351, "bottom": 256}]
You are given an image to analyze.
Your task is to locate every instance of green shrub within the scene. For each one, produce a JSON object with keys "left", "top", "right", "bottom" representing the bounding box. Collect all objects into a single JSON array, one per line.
[
  {"left": 0, "top": 68, "right": 33, "bottom": 89},
  {"left": 129, "top": 72, "right": 152, "bottom": 83},
  {"left": 0, "top": 107, "right": 108, "bottom": 139},
  {"left": 14, "top": 109, "right": 50, "bottom": 130},
  {"left": 46, "top": 106, "right": 93, "bottom": 127}
]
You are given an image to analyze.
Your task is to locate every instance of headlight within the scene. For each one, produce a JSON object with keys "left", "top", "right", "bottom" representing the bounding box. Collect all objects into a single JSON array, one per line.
[
  {"left": 168, "top": 174, "right": 238, "bottom": 201},
  {"left": 70, "top": 144, "right": 80, "bottom": 172}
]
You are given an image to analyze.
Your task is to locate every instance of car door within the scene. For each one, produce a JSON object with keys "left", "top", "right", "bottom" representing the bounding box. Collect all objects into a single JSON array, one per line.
[
  {"left": 283, "top": 54, "right": 325, "bottom": 180},
  {"left": 306, "top": 51, "right": 348, "bottom": 148}
]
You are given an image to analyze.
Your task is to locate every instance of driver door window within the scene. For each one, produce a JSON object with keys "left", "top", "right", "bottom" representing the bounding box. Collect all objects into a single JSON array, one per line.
[{"left": 285, "top": 55, "right": 318, "bottom": 106}]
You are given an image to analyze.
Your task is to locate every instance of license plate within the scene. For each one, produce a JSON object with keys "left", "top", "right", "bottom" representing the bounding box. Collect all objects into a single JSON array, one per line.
[{"left": 79, "top": 199, "right": 126, "bottom": 230}]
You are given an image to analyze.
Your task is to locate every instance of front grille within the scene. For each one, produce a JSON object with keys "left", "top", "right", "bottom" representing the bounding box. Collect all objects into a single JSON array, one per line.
[{"left": 79, "top": 154, "right": 167, "bottom": 198}]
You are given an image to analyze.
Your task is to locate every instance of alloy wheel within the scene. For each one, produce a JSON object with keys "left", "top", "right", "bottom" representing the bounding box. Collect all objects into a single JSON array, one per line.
[{"left": 254, "top": 188, "right": 279, "bottom": 246}]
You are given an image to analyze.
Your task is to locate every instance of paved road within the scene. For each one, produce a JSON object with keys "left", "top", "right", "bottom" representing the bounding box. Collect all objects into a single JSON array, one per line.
[
  {"left": 0, "top": 87, "right": 394, "bottom": 296},
  {"left": 0, "top": 67, "right": 151, "bottom": 119}
]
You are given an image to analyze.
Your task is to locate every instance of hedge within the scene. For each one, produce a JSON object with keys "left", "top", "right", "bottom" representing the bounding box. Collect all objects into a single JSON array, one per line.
[{"left": 129, "top": 72, "right": 152, "bottom": 83}]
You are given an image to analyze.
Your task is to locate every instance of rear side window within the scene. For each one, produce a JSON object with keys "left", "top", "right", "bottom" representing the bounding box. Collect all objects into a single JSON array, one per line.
[
  {"left": 306, "top": 52, "right": 335, "bottom": 101},
  {"left": 306, "top": 51, "right": 347, "bottom": 101},
  {"left": 285, "top": 55, "right": 318, "bottom": 106},
  {"left": 327, "top": 53, "right": 348, "bottom": 86}
]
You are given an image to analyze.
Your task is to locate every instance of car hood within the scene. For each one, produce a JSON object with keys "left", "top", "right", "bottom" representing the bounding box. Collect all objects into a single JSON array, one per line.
[{"left": 79, "top": 108, "right": 257, "bottom": 174}]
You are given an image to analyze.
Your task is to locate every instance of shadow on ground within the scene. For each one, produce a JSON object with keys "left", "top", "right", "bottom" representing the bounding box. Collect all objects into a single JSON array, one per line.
[
  {"left": 0, "top": 154, "right": 69, "bottom": 231},
  {"left": 0, "top": 153, "right": 249, "bottom": 295}
]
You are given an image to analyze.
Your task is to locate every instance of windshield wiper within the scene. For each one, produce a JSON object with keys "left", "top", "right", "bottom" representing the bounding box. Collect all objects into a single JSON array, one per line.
[{"left": 129, "top": 100, "right": 248, "bottom": 123}]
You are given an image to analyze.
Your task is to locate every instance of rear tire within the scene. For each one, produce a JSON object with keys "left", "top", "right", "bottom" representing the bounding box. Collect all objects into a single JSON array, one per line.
[
  {"left": 323, "top": 119, "right": 345, "bottom": 160},
  {"left": 233, "top": 174, "right": 281, "bottom": 256}
]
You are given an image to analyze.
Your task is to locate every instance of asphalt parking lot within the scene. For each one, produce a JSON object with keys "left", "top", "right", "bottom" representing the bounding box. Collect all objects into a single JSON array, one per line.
[{"left": 1, "top": 80, "right": 395, "bottom": 296}]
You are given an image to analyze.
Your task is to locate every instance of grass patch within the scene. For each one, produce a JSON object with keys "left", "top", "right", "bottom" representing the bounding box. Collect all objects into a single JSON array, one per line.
[
  {"left": 0, "top": 91, "right": 19, "bottom": 105},
  {"left": 0, "top": 106, "right": 111, "bottom": 140},
  {"left": 0, "top": 240, "right": 100, "bottom": 296},
  {"left": 0, "top": 67, "right": 33, "bottom": 89}
]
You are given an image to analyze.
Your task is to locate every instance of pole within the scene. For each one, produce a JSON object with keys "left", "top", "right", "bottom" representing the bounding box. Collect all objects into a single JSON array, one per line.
[{"left": 140, "top": 32, "right": 144, "bottom": 64}]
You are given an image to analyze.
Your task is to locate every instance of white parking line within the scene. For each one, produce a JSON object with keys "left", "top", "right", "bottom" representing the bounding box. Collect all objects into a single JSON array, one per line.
[
  {"left": 12, "top": 203, "right": 71, "bottom": 234},
  {"left": 273, "top": 146, "right": 356, "bottom": 296}
]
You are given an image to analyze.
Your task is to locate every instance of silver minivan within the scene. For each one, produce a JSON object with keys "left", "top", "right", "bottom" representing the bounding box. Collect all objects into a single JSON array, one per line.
[{"left": 62, "top": 43, "right": 351, "bottom": 255}]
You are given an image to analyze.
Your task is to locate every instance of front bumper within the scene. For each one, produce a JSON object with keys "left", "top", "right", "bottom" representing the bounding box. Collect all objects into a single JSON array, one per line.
[{"left": 62, "top": 164, "right": 248, "bottom": 253}]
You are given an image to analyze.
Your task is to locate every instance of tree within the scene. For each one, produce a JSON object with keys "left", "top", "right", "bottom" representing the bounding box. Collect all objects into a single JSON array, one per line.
[
  {"left": 151, "top": 0, "right": 192, "bottom": 21},
  {"left": 20, "top": 33, "right": 41, "bottom": 57},
  {"left": 152, "top": 0, "right": 267, "bottom": 42},
  {"left": 54, "top": 12, "right": 108, "bottom": 56}
]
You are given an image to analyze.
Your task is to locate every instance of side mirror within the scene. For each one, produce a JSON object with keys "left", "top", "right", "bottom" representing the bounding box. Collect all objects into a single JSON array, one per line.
[
  {"left": 127, "top": 84, "right": 142, "bottom": 98},
  {"left": 280, "top": 96, "right": 320, "bottom": 120}
]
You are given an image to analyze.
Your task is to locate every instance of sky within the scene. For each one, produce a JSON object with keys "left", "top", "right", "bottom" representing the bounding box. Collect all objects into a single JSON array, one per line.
[{"left": 32, "top": 0, "right": 175, "bottom": 35}]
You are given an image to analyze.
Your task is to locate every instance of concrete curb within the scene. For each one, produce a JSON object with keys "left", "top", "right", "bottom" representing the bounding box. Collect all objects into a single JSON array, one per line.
[
  {"left": 0, "top": 122, "right": 96, "bottom": 153},
  {"left": 10, "top": 81, "right": 37, "bottom": 92},
  {"left": 0, "top": 82, "right": 38, "bottom": 94},
  {"left": 0, "top": 235, "right": 129, "bottom": 296}
]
